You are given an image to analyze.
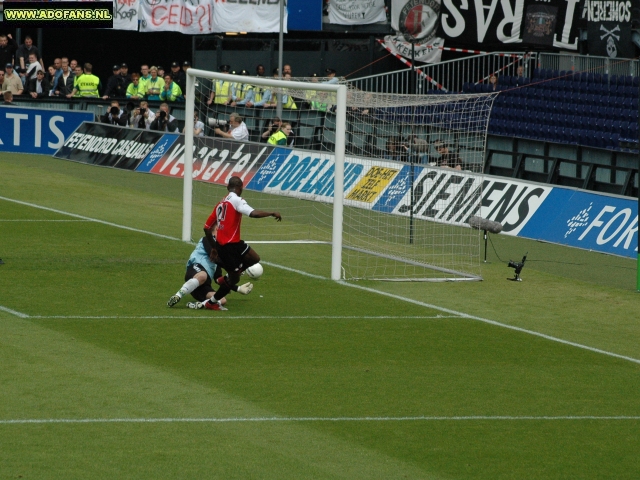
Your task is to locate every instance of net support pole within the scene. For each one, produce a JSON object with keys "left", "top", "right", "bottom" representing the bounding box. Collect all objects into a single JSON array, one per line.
[
  {"left": 331, "top": 84, "right": 348, "bottom": 281},
  {"left": 182, "top": 71, "right": 196, "bottom": 242}
]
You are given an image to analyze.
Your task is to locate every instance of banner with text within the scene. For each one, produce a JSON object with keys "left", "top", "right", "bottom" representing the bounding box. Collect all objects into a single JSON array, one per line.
[
  {"left": 55, "top": 122, "right": 164, "bottom": 170},
  {"left": 113, "top": 0, "right": 139, "bottom": 30},
  {"left": 439, "top": 0, "right": 583, "bottom": 51},
  {"left": 139, "top": 0, "right": 215, "bottom": 34},
  {"left": 213, "top": 0, "right": 286, "bottom": 33},
  {"left": 137, "top": 134, "right": 274, "bottom": 186},
  {"left": 0, "top": 107, "right": 93, "bottom": 156},
  {"left": 584, "top": 0, "right": 635, "bottom": 58},
  {"left": 520, "top": 188, "right": 638, "bottom": 257},
  {"left": 52, "top": 121, "right": 637, "bottom": 259},
  {"left": 328, "top": 0, "right": 387, "bottom": 25}
]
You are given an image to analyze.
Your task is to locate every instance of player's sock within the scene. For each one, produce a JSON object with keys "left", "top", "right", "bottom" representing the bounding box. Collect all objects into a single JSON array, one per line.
[
  {"left": 216, "top": 275, "right": 239, "bottom": 292},
  {"left": 177, "top": 278, "right": 200, "bottom": 297},
  {"left": 214, "top": 284, "right": 231, "bottom": 301}
]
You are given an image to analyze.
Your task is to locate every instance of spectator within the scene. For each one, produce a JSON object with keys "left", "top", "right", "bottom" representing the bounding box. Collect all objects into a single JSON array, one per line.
[
  {"left": 157, "top": 66, "right": 166, "bottom": 79},
  {"left": 69, "top": 59, "right": 78, "bottom": 71},
  {"left": 69, "top": 63, "right": 100, "bottom": 98},
  {"left": 0, "top": 34, "right": 18, "bottom": 70},
  {"left": 323, "top": 68, "right": 339, "bottom": 84},
  {"left": 488, "top": 74, "right": 498, "bottom": 91},
  {"left": 433, "top": 140, "right": 462, "bottom": 169},
  {"left": 69, "top": 65, "right": 84, "bottom": 98},
  {"left": 101, "top": 99, "right": 129, "bottom": 126},
  {"left": 16, "top": 36, "right": 42, "bottom": 76},
  {"left": 102, "top": 64, "right": 126, "bottom": 99},
  {"left": 53, "top": 58, "right": 74, "bottom": 97},
  {"left": 52, "top": 58, "right": 62, "bottom": 85},
  {"left": 233, "top": 83, "right": 256, "bottom": 107},
  {"left": 182, "top": 61, "right": 191, "bottom": 75},
  {"left": 213, "top": 112, "right": 249, "bottom": 141},
  {"left": 45, "top": 64, "right": 56, "bottom": 87},
  {"left": 183, "top": 112, "right": 205, "bottom": 137},
  {"left": 28, "top": 70, "right": 51, "bottom": 99},
  {"left": 160, "top": 73, "right": 183, "bottom": 102},
  {"left": 145, "top": 66, "right": 164, "bottom": 101},
  {"left": 151, "top": 103, "right": 179, "bottom": 132},
  {"left": 267, "top": 122, "right": 292, "bottom": 145},
  {"left": 2, "top": 63, "right": 23, "bottom": 95},
  {"left": 170, "top": 61, "right": 186, "bottom": 93},
  {"left": 261, "top": 116, "right": 282, "bottom": 142},
  {"left": 3, "top": 90, "right": 15, "bottom": 105},
  {"left": 283, "top": 64, "right": 292, "bottom": 75},
  {"left": 126, "top": 72, "right": 146, "bottom": 99},
  {"left": 0, "top": 68, "right": 4, "bottom": 91},
  {"left": 207, "top": 64, "right": 233, "bottom": 106},
  {"left": 129, "top": 100, "right": 156, "bottom": 129},
  {"left": 119, "top": 63, "right": 132, "bottom": 89},
  {"left": 282, "top": 72, "right": 297, "bottom": 109},
  {"left": 256, "top": 64, "right": 266, "bottom": 77},
  {"left": 139, "top": 64, "right": 151, "bottom": 92},
  {"left": 23, "top": 53, "right": 43, "bottom": 88},
  {"left": 260, "top": 69, "right": 280, "bottom": 108},
  {"left": 385, "top": 136, "right": 408, "bottom": 162},
  {"left": 229, "top": 70, "right": 251, "bottom": 106}
]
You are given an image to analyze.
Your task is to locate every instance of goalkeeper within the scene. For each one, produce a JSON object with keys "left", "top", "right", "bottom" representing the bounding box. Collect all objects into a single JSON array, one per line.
[{"left": 167, "top": 236, "right": 253, "bottom": 311}]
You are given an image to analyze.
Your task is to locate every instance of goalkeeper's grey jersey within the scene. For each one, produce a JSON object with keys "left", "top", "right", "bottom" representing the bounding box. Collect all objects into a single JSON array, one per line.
[{"left": 187, "top": 238, "right": 217, "bottom": 279}]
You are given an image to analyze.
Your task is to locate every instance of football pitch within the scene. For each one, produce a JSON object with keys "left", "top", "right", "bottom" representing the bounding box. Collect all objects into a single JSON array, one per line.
[{"left": 1, "top": 152, "right": 639, "bottom": 479}]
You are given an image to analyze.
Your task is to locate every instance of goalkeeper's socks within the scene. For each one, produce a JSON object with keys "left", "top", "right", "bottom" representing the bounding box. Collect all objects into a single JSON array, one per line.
[{"left": 178, "top": 278, "right": 200, "bottom": 297}]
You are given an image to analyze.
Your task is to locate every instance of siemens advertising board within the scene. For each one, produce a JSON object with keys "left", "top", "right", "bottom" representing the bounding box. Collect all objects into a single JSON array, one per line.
[{"left": 0, "top": 106, "right": 94, "bottom": 156}]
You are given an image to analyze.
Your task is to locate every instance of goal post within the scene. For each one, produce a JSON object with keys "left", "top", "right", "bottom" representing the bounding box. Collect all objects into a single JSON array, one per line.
[
  {"left": 183, "top": 68, "right": 495, "bottom": 282},
  {"left": 184, "top": 69, "right": 348, "bottom": 280}
]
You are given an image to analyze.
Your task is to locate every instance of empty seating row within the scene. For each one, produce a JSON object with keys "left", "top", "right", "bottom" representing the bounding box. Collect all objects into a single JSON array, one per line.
[
  {"left": 489, "top": 120, "right": 622, "bottom": 149},
  {"left": 533, "top": 69, "right": 640, "bottom": 87}
]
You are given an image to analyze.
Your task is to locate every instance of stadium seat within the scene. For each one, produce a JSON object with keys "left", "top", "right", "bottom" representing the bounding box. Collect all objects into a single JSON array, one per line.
[{"left": 611, "top": 120, "right": 622, "bottom": 134}]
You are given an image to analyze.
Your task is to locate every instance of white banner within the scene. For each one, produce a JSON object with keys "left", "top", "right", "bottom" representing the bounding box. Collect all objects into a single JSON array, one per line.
[
  {"left": 113, "top": 0, "right": 139, "bottom": 31},
  {"left": 139, "top": 0, "right": 215, "bottom": 34},
  {"left": 328, "top": 0, "right": 387, "bottom": 25},
  {"left": 213, "top": 0, "right": 286, "bottom": 33},
  {"left": 383, "top": 34, "right": 443, "bottom": 64}
]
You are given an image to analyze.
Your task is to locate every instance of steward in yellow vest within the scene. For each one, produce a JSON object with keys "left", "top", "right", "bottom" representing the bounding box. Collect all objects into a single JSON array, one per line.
[{"left": 71, "top": 63, "right": 100, "bottom": 98}]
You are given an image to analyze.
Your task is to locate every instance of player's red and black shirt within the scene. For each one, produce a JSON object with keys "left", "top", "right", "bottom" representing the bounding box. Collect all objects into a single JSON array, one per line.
[{"left": 204, "top": 191, "right": 254, "bottom": 246}]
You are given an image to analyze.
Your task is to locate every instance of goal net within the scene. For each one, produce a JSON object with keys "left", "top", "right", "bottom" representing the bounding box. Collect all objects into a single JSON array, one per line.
[{"left": 183, "top": 69, "right": 496, "bottom": 281}]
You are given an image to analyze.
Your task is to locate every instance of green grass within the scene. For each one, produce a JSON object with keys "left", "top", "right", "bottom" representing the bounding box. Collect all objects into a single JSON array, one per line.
[{"left": 1, "top": 153, "right": 639, "bottom": 479}]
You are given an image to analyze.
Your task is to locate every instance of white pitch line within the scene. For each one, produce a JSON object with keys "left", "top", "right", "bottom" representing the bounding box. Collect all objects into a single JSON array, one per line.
[
  {"left": 25, "top": 315, "right": 460, "bottom": 320},
  {"left": 1, "top": 416, "right": 639, "bottom": 425},
  {"left": 0, "top": 219, "right": 90, "bottom": 222},
  {"left": 2, "top": 195, "right": 640, "bottom": 366},
  {"left": 341, "top": 282, "right": 640, "bottom": 366},
  {"left": 0, "top": 305, "right": 29, "bottom": 318},
  {"left": 0, "top": 196, "right": 179, "bottom": 242}
]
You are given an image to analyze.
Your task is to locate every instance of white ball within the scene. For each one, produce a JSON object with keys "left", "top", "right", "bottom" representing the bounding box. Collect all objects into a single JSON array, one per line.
[{"left": 245, "top": 263, "right": 263, "bottom": 279}]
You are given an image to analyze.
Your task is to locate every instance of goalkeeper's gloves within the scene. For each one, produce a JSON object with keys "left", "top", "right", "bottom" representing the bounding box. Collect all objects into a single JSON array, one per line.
[{"left": 237, "top": 282, "right": 253, "bottom": 295}]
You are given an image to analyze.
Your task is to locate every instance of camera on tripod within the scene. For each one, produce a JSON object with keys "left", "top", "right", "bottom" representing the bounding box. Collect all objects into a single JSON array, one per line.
[{"left": 507, "top": 253, "right": 527, "bottom": 282}]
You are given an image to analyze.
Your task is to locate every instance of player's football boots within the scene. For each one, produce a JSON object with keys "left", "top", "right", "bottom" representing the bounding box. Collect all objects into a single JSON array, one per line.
[{"left": 167, "top": 294, "right": 181, "bottom": 307}]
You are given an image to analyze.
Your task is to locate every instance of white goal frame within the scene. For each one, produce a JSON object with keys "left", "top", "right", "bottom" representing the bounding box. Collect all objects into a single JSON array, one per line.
[{"left": 183, "top": 69, "right": 349, "bottom": 281}]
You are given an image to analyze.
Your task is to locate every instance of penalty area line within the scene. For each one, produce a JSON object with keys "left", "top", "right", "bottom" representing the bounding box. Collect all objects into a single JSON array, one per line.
[
  {"left": 1, "top": 416, "right": 639, "bottom": 425},
  {"left": 3, "top": 196, "right": 640, "bottom": 366}
]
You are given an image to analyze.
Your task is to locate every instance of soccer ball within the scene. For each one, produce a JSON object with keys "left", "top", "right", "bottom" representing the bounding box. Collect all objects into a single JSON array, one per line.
[{"left": 245, "top": 263, "right": 263, "bottom": 279}]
